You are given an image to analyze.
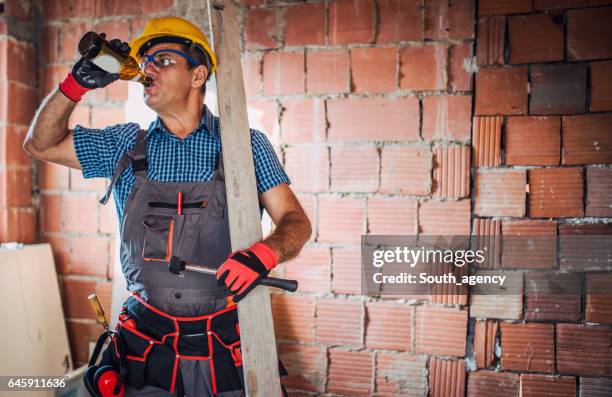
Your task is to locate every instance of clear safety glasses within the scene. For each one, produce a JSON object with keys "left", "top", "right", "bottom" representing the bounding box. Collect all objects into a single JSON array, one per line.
[{"left": 139, "top": 49, "right": 200, "bottom": 71}]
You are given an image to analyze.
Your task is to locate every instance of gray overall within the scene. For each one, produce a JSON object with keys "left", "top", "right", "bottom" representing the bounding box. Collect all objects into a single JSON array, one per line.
[{"left": 98, "top": 129, "right": 243, "bottom": 396}]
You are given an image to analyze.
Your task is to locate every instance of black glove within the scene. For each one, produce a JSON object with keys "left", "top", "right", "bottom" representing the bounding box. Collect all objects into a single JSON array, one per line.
[{"left": 71, "top": 35, "right": 131, "bottom": 89}]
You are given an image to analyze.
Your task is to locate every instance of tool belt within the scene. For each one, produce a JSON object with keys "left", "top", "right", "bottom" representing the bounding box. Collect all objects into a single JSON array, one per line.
[{"left": 99, "top": 294, "right": 245, "bottom": 395}]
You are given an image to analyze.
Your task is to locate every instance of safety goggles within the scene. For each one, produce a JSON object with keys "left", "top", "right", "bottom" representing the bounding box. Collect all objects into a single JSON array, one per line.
[{"left": 139, "top": 49, "right": 200, "bottom": 70}]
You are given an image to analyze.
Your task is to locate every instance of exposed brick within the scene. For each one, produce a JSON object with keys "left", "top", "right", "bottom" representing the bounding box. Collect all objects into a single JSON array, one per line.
[
  {"left": 317, "top": 299, "right": 363, "bottom": 346},
  {"left": 433, "top": 146, "right": 470, "bottom": 198},
  {"left": 477, "top": 16, "right": 505, "bottom": 66},
  {"left": 365, "top": 302, "right": 412, "bottom": 350},
  {"left": 473, "top": 218, "right": 502, "bottom": 269},
  {"left": 244, "top": 8, "right": 280, "bottom": 50},
  {"left": 429, "top": 358, "right": 466, "bottom": 397},
  {"left": 61, "top": 278, "right": 97, "bottom": 319},
  {"left": 66, "top": 236, "right": 110, "bottom": 277},
  {"left": 351, "top": 47, "right": 396, "bottom": 93},
  {"left": 0, "top": 168, "right": 32, "bottom": 207},
  {"left": 500, "top": 322, "right": 554, "bottom": 372},
  {"left": 586, "top": 273, "right": 612, "bottom": 324},
  {"left": 38, "top": 161, "right": 70, "bottom": 190},
  {"left": 242, "top": 54, "right": 261, "bottom": 98},
  {"left": 330, "top": 146, "right": 378, "bottom": 192},
  {"left": 378, "top": 0, "right": 423, "bottom": 43},
  {"left": 282, "top": 247, "right": 330, "bottom": 294},
  {"left": 327, "top": 97, "right": 420, "bottom": 141},
  {"left": 284, "top": 145, "right": 329, "bottom": 193},
  {"left": 475, "top": 67, "right": 528, "bottom": 115},
  {"left": 467, "top": 371, "right": 519, "bottom": 397},
  {"left": 141, "top": 0, "right": 174, "bottom": 13},
  {"left": 296, "top": 193, "right": 316, "bottom": 243},
  {"left": 318, "top": 196, "right": 365, "bottom": 244},
  {"left": 377, "top": 353, "right": 427, "bottom": 396},
  {"left": 415, "top": 306, "right": 467, "bottom": 356},
  {"left": 472, "top": 116, "right": 502, "bottom": 167},
  {"left": 40, "top": 65, "right": 70, "bottom": 96},
  {"left": 94, "top": 281, "right": 112, "bottom": 316},
  {"left": 70, "top": 169, "right": 106, "bottom": 191},
  {"left": 61, "top": 194, "right": 99, "bottom": 233},
  {"left": 40, "top": 193, "right": 61, "bottom": 234},
  {"left": 580, "top": 377, "right": 612, "bottom": 397},
  {"left": 535, "top": 0, "right": 611, "bottom": 8},
  {"left": 367, "top": 197, "right": 418, "bottom": 235},
  {"left": 567, "top": 7, "right": 612, "bottom": 61},
  {"left": 520, "top": 374, "right": 576, "bottom": 397},
  {"left": 247, "top": 99, "right": 277, "bottom": 135},
  {"left": 94, "top": 20, "right": 129, "bottom": 43},
  {"left": 102, "top": 0, "right": 143, "bottom": 15},
  {"left": 559, "top": 223, "right": 612, "bottom": 272},
  {"left": 506, "top": 116, "right": 560, "bottom": 166},
  {"left": 68, "top": 104, "right": 90, "bottom": 129},
  {"left": 557, "top": 323, "right": 612, "bottom": 376},
  {"left": 66, "top": 321, "right": 100, "bottom": 366},
  {"left": 502, "top": 220, "right": 557, "bottom": 269},
  {"left": 306, "top": 49, "right": 350, "bottom": 94},
  {"left": 479, "top": 0, "right": 532, "bottom": 15},
  {"left": 423, "top": 95, "right": 472, "bottom": 141},
  {"left": 474, "top": 320, "right": 498, "bottom": 368},
  {"left": 530, "top": 64, "right": 587, "bottom": 115},
  {"left": 419, "top": 199, "right": 471, "bottom": 235},
  {"left": 5, "top": 40, "right": 36, "bottom": 84},
  {"left": 474, "top": 169, "right": 526, "bottom": 217},
  {"left": 41, "top": 0, "right": 71, "bottom": 18},
  {"left": 90, "top": 107, "right": 124, "bottom": 129},
  {"left": 1, "top": 82, "right": 38, "bottom": 126},
  {"left": 470, "top": 273, "right": 523, "bottom": 319},
  {"left": 280, "top": 98, "right": 325, "bottom": 144},
  {"left": 329, "top": 0, "right": 375, "bottom": 45},
  {"left": 425, "top": 0, "right": 474, "bottom": 40},
  {"left": 563, "top": 114, "right": 612, "bottom": 165},
  {"left": 400, "top": 44, "right": 447, "bottom": 91},
  {"left": 59, "top": 23, "right": 90, "bottom": 62},
  {"left": 0, "top": 207, "right": 36, "bottom": 244},
  {"left": 449, "top": 43, "right": 473, "bottom": 91},
  {"left": 0, "top": 124, "right": 30, "bottom": 168},
  {"left": 263, "top": 51, "right": 305, "bottom": 96},
  {"left": 285, "top": 2, "right": 325, "bottom": 46},
  {"left": 587, "top": 167, "right": 612, "bottom": 217},
  {"left": 591, "top": 61, "right": 612, "bottom": 112},
  {"left": 509, "top": 14, "right": 563, "bottom": 64},
  {"left": 379, "top": 146, "right": 431, "bottom": 195},
  {"left": 331, "top": 247, "right": 361, "bottom": 295},
  {"left": 99, "top": 197, "right": 118, "bottom": 235},
  {"left": 529, "top": 167, "right": 584, "bottom": 218},
  {"left": 278, "top": 343, "right": 326, "bottom": 393},
  {"left": 327, "top": 349, "right": 372, "bottom": 396},
  {"left": 271, "top": 294, "right": 316, "bottom": 342}
]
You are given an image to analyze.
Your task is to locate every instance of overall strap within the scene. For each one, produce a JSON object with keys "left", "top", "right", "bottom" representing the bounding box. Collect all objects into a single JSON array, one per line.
[
  {"left": 99, "top": 129, "right": 148, "bottom": 205},
  {"left": 213, "top": 150, "right": 225, "bottom": 182}
]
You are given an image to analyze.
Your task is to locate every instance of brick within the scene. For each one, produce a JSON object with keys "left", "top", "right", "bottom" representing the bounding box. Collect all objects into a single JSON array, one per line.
[
  {"left": 473, "top": 320, "right": 498, "bottom": 368},
  {"left": 563, "top": 114, "right": 612, "bottom": 165},
  {"left": 419, "top": 199, "right": 471, "bottom": 235},
  {"left": 474, "top": 169, "right": 526, "bottom": 217},
  {"left": 475, "top": 67, "right": 528, "bottom": 115},
  {"left": 567, "top": 7, "right": 612, "bottom": 61},
  {"left": 0, "top": 207, "right": 37, "bottom": 244},
  {"left": 90, "top": 107, "right": 124, "bottom": 129},
  {"left": 379, "top": 146, "right": 431, "bottom": 196},
  {"left": 328, "top": 0, "right": 374, "bottom": 45},
  {"left": 295, "top": 193, "right": 316, "bottom": 242},
  {"left": 470, "top": 272, "right": 523, "bottom": 319},
  {"left": 316, "top": 299, "right": 363, "bottom": 346},
  {"left": 278, "top": 343, "right": 326, "bottom": 393},
  {"left": 500, "top": 322, "right": 554, "bottom": 372},
  {"left": 586, "top": 273, "right": 612, "bottom": 324},
  {"left": 476, "top": 17, "right": 505, "bottom": 66},
  {"left": 415, "top": 306, "right": 467, "bottom": 356},
  {"left": 0, "top": 82, "right": 38, "bottom": 126},
  {"left": 473, "top": 218, "right": 502, "bottom": 269},
  {"left": 99, "top": 198, "right": 118, "bottom": 235},
  {"left": 467, "top": 371, "right": 519, "bottom": 397},
  {"left": 61, "top": 278, "right": 97, "bottom": 319},
  {"left": 520, "top": 374, "right": 576, "bottom": 397},
  {"left": 280, "top": 99, "right": 325, "bottom": 144},
  {"left": 40, "top": 65, "right": 70, "bottom": 96},
  {"left": 141, "top": 0, "right": 174, "bottom": 13},
  {"left": 68, "top": 104, "right": 90, "bottom": 129},
  {"left": 425, "top": 0, "right": 474, "bottom": 40},
  {"left": 0, "top": 168, "right": 32, "bottom": 207},
  {"left": 327, "top": 349, "right": 372, "bottom": 396},
  {"left": 5, "top": 40, "right": 36, "bottom": 84},
  {"left": 506, "top": 116, "right": 560, "bottom": 166},
  {"left": 282, "top": 247, "right": 330, "bottom": 294},
  {"left": 95, "top": 281, "right": 113, "bottom": 316},
  {"left": 376, "top": 353, "right": 427, "bottom": 396},
  {"left": 263, "top": 51, "right": 304, "bottom": 96},
  {"left": 479, "top": 0, "right": 532, "bottom": 15},
  {"left": 271, "top": 295, "right": 315, "bottom": 342},
  {"left": 242, "top": 54, "right": 261, "bottom": 98},
  {"left": 591, "top": 61, "right": 612, "bottom": 112},
  {"left": 318, "top": 196, "right": 365, "bottom": 243},
  {"left": 423, "top": 96, "right": 472, "bottom": 141},
  {"left": 0, "top": 125, "right": 29, "bottom": 167},
  {"left": 284, "top": 145, "right": 328, "bottom": 193},
  {"left": 59, "top": 23, "right": 90, "bottom": 62},
  {"left": 557, "top": 323, "right": 612, "bottom": 376},
  {"left": 378, "top": 0, "right": 423, "bottom": 43},
  {"left": 530, "top": 64, "right": 587, "bottom": 115},
  {"left": 94, "top": 20, "right": 129, "bottom": 42},
  {"left": 102, "top": 0, "right": 143, "bottom": 15},
  {"left": 559, "top": 223, "right": 612, "bottom": 272},
  {"left": 285, "top": 3, "right": 325, "bottom": 46},
  {"left": 365, "top": 302, "right": 411, "bottom": 350},
  {"left": 509, "top": 14, "right": 563, "bottom": 64},
  {"left": 327, "top": 97, "right": 420, "bottom": 141},
  {"left": 580, "top": 377, "right": 612, "bottom": 397},
  {"left": 247, "top": 99, "right": 277, "bottom": 135},
  {"left": 330, "top": 146, "right": 378, "bottom": 192},
  {"left": 351, "top": 47, "right": 396, "bottom": 93},
  {"left": 502, "top": 220, "right": 557, "bottom": 269},
  {"left": 40, "top": 235, "right": 70, "bottom": 274},
  {"left": 400, "top": 44, "right": 447, "bottom": 91},
  {"left": 41, "top": 0, "right": 70, "bottom": 18},
  {"left": 535, "top": 0, "right": 611, "bottom": 8},
  {"left": 587, "top": 168, "right": 612, "bottom": 217},
  {"left": 5, "top": 0, "right": 30, "bottom": 20},
  {"left": 61, "top": 194, "right": 99, "bottom": 233},
  {"left": 433, "top": 146, "right": 470, "bottom": 198},
  {"left": 70, "top": 168, "right": 106, "bottom": 191},
  {"left": 66, "top": 321, "right": 100, "bottom": 366},
  {"left": 331, "top": 247, "right": 361, "bottom": 295},
  {"left": 106, "top": 80, "right": 128, "bottom": 103},
  {"left": 67, "top": 236, "right": 110, "bottom": 277},
  {"left": 449, "top": 43, "right": 473, "bottom": 91},
  {"left": 38, "top": 161, "right": 70, "bottom": 190},
  {"left": 306, "top": 49, "right": 350, "bottom": 94},
  {"left": 40, "top": 194, "right": 61, "bottom": 234},
  {"left": 472, "top": 116, "right": 502, "bottom": 167},
  {"left": 245, "top": 8, "right": 280, "bottom": 50},
  {"left": 367, "top": 197, "right": 418, "bottom": 235},
  {"left": 529, "top": 167, "right": 584, "bottom": 218},
  {"left": 429, "top": 358, "right": 466, "bottom": 397}
]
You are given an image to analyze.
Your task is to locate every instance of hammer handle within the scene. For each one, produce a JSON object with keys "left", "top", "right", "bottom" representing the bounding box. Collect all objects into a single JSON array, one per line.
[{"left": 88, "top": 293, "right": 109, "bottom": 329}]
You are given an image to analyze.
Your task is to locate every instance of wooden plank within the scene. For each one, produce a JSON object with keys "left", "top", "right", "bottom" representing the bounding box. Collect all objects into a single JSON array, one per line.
[{"left": 207, "top": 1, "right": 282, "bottom": 396}]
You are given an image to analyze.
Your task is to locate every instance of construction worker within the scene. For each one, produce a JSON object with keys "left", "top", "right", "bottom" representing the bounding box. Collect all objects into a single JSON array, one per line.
[{"left": 24, "top": 16, "right": 311, "bottom": 397}]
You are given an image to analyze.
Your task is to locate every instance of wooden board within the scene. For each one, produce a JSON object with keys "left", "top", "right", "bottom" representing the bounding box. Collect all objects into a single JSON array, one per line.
[{"left": 208, "top": 1, "right": 282, "bottom": 395}]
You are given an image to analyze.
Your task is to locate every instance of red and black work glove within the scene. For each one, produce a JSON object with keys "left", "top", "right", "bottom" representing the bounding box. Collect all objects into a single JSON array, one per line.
[
  {"left": 59, "top": 35, "right": 131, "bottom": 102},
  {"left": 216, "top": 242, "right": 279, "bottom": 302}
]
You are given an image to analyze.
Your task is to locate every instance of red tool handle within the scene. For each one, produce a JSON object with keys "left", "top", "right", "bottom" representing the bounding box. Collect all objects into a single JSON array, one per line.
[{"left": 177, "top": 192, "right": 183, "bottom": 215}]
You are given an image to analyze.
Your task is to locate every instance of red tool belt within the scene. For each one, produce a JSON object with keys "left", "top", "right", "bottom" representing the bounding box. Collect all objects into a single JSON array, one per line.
[{"left": 100, "top": 294, "right": 245, "bottom": 395}]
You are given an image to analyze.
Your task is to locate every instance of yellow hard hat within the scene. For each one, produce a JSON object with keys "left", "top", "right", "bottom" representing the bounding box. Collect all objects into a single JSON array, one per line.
[{"left": 129, "top": 16, "right": 217, "bottom": 74}]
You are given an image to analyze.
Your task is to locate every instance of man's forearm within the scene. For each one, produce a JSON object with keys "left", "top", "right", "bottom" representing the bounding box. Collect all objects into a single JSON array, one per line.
[
  {"left": 263, "top": 211, "right": 312, "bottom": 263},
  {"left": 25, "top": 88, "right": 76, "bottom": 151}
]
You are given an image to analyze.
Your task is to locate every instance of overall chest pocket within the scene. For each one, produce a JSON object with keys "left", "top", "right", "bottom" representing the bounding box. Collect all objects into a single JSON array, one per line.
[{"left": 142, "top": 214, "right": 174, "bottom": 262}]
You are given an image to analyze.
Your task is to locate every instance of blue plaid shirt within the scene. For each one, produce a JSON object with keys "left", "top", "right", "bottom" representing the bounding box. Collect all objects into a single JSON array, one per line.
[{"left": 73, "top": 105, "right": 290, "bottom": 230}]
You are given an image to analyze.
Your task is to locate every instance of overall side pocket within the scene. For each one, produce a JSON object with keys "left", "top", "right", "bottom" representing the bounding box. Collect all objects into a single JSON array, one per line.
[{"left": 142, "top": 214, "right": 174, "bottom": 262}]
